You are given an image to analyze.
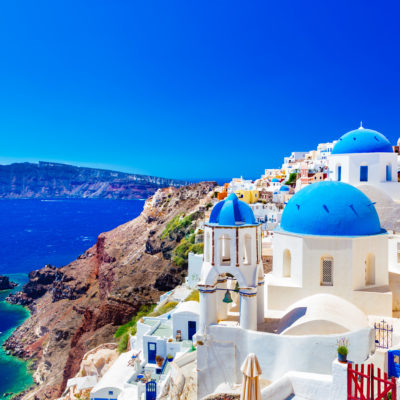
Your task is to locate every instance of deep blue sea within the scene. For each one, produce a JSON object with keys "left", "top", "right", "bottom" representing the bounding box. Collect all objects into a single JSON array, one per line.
[{"left": 0, "top": 199, "right": 145, "bottom": 398}]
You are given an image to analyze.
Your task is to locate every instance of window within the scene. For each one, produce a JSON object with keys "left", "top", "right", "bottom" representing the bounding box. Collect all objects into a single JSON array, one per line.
[
  {"left": 360, "top": 166, "right": 368, "bottom": 182},
  {"left": 283, "top": 249, "right": 291, "bottom": 277},
  {"left": 219, "top": 234, "right": 231, "bottom": 265},
  {"left": 338, "top": 165, "right": 342, "bottom": 182},
  {"left": 365, "top": 253, "right": 375, "bottom": 286},
  {"left": 386, "top": 164, "right": 392, "bottom": 182},
  {"left": 320, "top": 257, "right": 333, "bottom": 286},
  {"left": 243, "top": 234, "right": 252, "bottom": 265},
  {"left": 204, "top": 232, "right": 210, "bottom": 263}
]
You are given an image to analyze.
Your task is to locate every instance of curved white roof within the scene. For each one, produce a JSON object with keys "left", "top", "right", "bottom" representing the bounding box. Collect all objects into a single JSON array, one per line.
[
  {"left": 173, "top": 301, "right": 200, "bottom": 315},
  {"left": 278, "top": 294, "right": 369, "bottom": 335}
]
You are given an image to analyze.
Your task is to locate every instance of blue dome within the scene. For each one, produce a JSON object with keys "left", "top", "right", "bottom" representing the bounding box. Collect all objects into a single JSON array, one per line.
[
  {"left": 209, "top": 193, "right": 257, "bottom": 226},
  {"left": 280, "top": 182, "right": 384, "bottom": 236},
  {"left": 280, "top": 185, "right": 290, "bottom": 192},
  {"left": 271, "top": 178, "right": 279, "bottom": 183},
  {"left": 332, "top": 127, "right": 392, "bottom": 154}
]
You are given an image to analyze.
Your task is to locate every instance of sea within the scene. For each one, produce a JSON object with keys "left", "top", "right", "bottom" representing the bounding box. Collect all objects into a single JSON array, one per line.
[{"left": 0, "top": 199, "right": 145, "bottom": 398}]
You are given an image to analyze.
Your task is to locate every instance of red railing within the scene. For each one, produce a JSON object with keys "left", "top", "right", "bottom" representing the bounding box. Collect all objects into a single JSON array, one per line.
[{"left": 348, "top": 363, "right": 397, "bottom": 400}]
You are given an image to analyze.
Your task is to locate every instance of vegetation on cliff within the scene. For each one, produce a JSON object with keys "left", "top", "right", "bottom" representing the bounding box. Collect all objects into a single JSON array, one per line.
[
  {"left": 173, "top": 234, "right": 203, "bottom": 268},
  {"left": 114, "top": 304, "right": 156, "bottom": 353}
]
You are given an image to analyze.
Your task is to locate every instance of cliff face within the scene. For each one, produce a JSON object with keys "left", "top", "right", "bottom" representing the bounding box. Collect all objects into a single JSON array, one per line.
[
  {"left": 4, "top": 182, "right": 216, "bottom": 400},
  {"left": 0, "top": 162, "right": 191, "bottom": 199}
]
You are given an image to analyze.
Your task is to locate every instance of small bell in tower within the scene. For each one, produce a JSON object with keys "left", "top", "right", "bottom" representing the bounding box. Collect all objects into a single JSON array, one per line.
[{"left": 223, "top": 289, "right": 233, "bottom": 303}]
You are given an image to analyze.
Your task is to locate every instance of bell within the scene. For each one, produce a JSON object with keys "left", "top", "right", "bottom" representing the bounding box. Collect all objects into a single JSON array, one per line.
[
  {"left": 234, "top": 282, "right": 240, "bottom": 292},
  {"left": 223, "top": 290, "right": 233, "bottom": 303}
]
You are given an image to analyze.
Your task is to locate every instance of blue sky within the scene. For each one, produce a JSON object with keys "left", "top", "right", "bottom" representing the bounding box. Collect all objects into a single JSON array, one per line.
[{"left": 0, "top": 1, "right": 399, "bottom": 181}]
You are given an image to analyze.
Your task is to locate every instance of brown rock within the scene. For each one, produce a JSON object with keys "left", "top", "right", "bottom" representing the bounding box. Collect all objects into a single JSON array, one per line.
[{"left": 4, "top": 182, "right": 216, "bottom": 399}]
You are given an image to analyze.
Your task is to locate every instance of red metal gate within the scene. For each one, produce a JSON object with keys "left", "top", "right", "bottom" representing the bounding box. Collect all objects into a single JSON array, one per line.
[{"left": 348, "top": 363, "right": 397, "bottom": 400}]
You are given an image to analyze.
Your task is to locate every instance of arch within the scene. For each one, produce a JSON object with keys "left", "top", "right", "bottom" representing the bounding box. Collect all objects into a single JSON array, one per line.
[
  {"left": 203, "top": 265, "right": 248, "bottom": 289},
  {"left": 365, "top": 253, "right": 375, "bottom": 286},
  {"left": 320, "top": 256, "right": 333, "bottom": 286},
  {"left": 219, "top": 234, "right": 231, "bottom": 265},
  {"left": 283, "top": 249, "right": 291, "bottom": 277},
  {"left": 386, "top": 164, "right": 392, "bottom": 182},
  {"left": 243, "top": 233, "right": 252, "bottom": 265},
  {"left": 204, "top": 232, "right": 210, "bottom": 263}
]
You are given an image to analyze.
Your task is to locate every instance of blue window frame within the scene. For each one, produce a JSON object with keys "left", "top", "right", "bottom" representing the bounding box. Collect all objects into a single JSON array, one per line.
[
  {"left": 386, "top": 165, "right": 392, "bottom": 181},
  {"left": 360, "top": 166, "right": 368, "bottom": 182},
  {"left": 337, "top": 166, "right": 342, "bottom": 181}
]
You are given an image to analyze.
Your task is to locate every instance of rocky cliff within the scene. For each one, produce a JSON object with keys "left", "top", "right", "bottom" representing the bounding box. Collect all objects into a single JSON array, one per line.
[
  {"left": 0, "top": 162, "right": 190, "bottom": 199},
  {"left": 4, "top": 182, "right": 216, "bottom": 400}
]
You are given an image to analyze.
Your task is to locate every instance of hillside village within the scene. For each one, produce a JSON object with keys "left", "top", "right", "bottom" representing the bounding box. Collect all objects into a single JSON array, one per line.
[{"left": 60, "top": 125, "right": 400, "bottom": 400}]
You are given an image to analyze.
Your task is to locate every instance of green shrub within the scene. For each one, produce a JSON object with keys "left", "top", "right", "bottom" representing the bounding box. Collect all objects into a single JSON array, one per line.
[
  {"left": 337, "top": 346, "right": 348, "bottom": 356},
  {"left": 161, "top": 213, "right": 198, "bottom": 239},
  {"left": 185, "top": 289, "right": 199, "bottom": 302},
  {"left": 161, "top": 214, "right": 183, "bottom": 239},
  {"left": 115, "top": 303, "right": 156, "bottom": 353},
  {"left": 191, "top": 243, "right": 204, "bottom": 254},
  {"left": 173, "top": 256, "right": 186, "bottom": 267},
  {"left": 172, "top": 234, "right": 203, "bottom": 268},
  {"left": 115, "top": 303, "right": 155, "bottom": 338},
  {"left": 149, "top": 301, "right": 178, "bottom": 317},
  {"left": 118, "top": 333, "right": 129, "bottom": 353},
  {"left": 285, "top": 172, "right": 298, "bottom": 185}
]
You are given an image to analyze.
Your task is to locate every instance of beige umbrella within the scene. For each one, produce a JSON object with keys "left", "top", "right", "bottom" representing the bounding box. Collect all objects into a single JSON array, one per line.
[{"left": 240, "top": 353, "right": 262, "bottom": 400}]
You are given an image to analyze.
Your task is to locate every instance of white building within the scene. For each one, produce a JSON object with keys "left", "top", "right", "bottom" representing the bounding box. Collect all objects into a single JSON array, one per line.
[
  {"left": 265, "top": 181, "right": 393, "bottom": 317},
  {"left": 249, "top": 202, "right": 283, "bottom": 231},
  {"left": 186, "top": 252, "right": 202, "bottom": 288},
  {"left": 328, "top": 125, "right": 400, "bottom": 201},
  {"left": 227, "top": 177, "right": 256, "bottom": 193},
  {"left": 172, "top": 301, "right": 200, "bottom": 341}
]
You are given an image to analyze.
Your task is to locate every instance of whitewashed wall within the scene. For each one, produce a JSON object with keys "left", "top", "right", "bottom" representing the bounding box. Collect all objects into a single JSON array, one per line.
[
  {"left": 267, "top": 232, "right": 392, "bottom": 316},
  {"left": 197, "top": 325, "right": 374, "bottom": 399}
]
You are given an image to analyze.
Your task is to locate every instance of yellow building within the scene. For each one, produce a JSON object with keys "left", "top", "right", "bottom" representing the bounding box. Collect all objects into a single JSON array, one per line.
[{"left": 234, "top": 189, "right": 259, "bottom": 204}]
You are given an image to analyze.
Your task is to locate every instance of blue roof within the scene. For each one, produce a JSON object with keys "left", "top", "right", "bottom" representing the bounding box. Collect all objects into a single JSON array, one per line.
[
  {"left": 271, "top": 178, "right": 279, "bottom": 183},
  {"left": 280, "top": 185, "right": 290, "bottom": 192},
  {"left": 332, "top": 127, "right": 392, "bottom": 154},
  {"left": 279, "top": 181, "right": 384, "bottom": 236},
  {"left": 208, "top": 193, "right": 257, "bottom": 226}
]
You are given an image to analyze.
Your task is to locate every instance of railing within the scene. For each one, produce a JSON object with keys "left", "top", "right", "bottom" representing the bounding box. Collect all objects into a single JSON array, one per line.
[
  {"left": 374, "top": 320, "right": 393, "bottom": 349},
  {"left": 348, "top": 363, "right": 397, "bottom": 400}
]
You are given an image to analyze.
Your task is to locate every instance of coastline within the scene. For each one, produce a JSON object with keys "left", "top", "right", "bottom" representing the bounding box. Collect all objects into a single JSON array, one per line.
[{"left": 0, "top": 274, "right": 33, "bottom": 399}]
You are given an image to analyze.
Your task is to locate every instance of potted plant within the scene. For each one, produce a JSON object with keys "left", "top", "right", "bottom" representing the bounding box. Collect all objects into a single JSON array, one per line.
[
  {"left": 167, "top": 354, "right": 174, "bottom": 362},
  {"left": 337, "top": 338, "right": 349, "bottom": 363},
  {"left": 155, "top": 355, "right": 164, "bottom": 367}
]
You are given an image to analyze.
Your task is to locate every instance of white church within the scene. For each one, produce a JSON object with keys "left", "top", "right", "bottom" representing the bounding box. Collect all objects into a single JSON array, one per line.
[
  {"left": 196, "top": 170, "right": 398, "bottom": 398},
  {"left": 328, "top": 124, "right": 400, "bottom": 201}
]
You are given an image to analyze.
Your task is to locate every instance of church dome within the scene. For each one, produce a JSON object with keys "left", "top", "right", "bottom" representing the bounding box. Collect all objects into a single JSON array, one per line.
[
  {"left": 271, "top": 178, "right": 279, "bottom": 183},
  {"left": 280, "top": 181, "right": 384, "bottom": 236},
  {"left": 332, "top": 126, "right": 392, "bottom": 155},
  {"left": 280, "top": 185, "right": 290, "bottom": 192},
  {"left": 209, "top": 193, "right": 257, "bottom": 226}
]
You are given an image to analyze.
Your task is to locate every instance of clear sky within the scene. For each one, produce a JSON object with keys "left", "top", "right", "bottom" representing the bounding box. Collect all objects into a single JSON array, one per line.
[{"left": 0, "top": 1, "right": 399, "bottom": 181}]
